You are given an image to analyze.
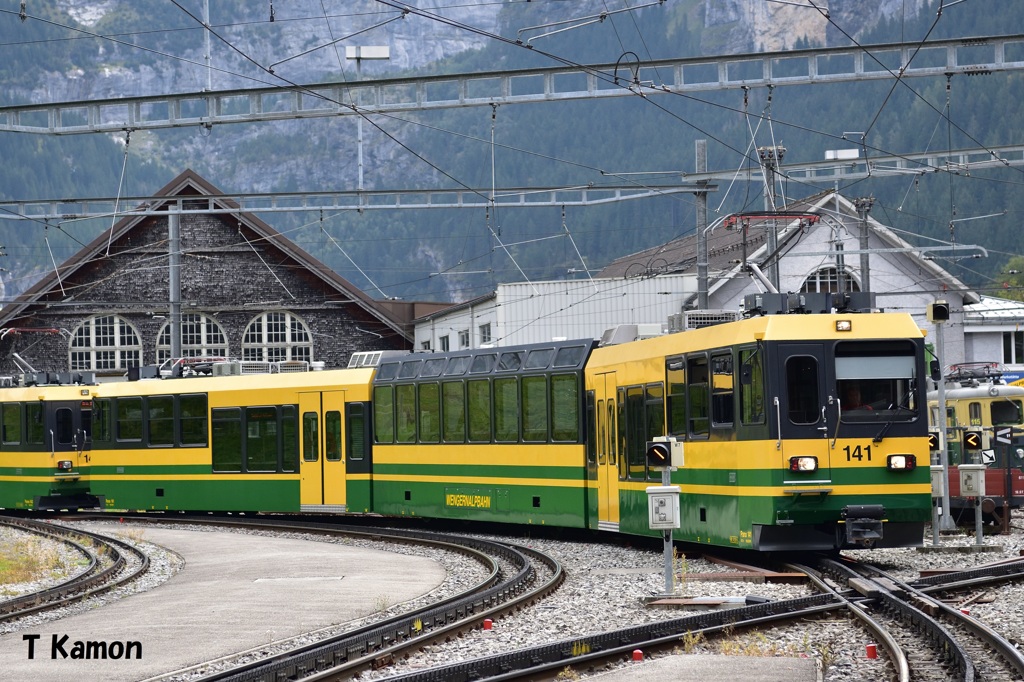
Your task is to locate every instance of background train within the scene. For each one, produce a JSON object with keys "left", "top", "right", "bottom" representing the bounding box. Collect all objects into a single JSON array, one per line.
[
  {"left": 0, "top": 295, "right": 933, "bottom": 551},
  {"left": 927, "top": 362, "right": 1024, "bottom": 527}
]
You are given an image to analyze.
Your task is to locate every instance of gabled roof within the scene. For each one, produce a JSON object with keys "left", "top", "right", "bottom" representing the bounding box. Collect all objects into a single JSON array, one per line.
[
  {"left": 597, "top": 190, "right": 979, "bottom": 304},
  {"left": 0, "top": 169, "right": 410, "bottom": 339}
]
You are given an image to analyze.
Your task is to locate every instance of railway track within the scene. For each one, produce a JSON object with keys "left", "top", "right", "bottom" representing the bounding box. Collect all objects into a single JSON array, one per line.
[
  {"left": 0, "top": 515, "right": 150, "bottom": 624},
  {"left": 803, "top": 556, "right": 1024, "bottom": 682}
]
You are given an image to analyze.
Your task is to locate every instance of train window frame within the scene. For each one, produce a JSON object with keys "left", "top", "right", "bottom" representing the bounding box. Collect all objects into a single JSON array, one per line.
[
  {"left": 282, "top": 405, "right": 298, "bottom": 472},
  {"left": 372, "top": 385, "right": 395, "bottom": 444},
  {"left": 497, "top": 351, "right": 524, "bottom": 372},
  {"left": 418, "top": 382, "right": 440, "bottom": 443},
  {"left": 494, "top": 376, "right": 520, "bottom": 442},
  {"left": 645, "top": 383, "right": 666, "bottom": 481},
  {"left": 55, "top": 408, "right": 74, "bottom": 446},
  {"left": 2, "top": 403, "right": 22, "bottom": 445},
  {"left": 302, "top": 411, "right": 319, "bottom": 462},
  {"left": 785, "top": 355, "right": 820, "bottom": 425},
  {"left": 445, "top": 356, "right": 471, "bottom": 376},
  {"left": 587, "top": 391, "right": 597, "bottom": 464},
  {"left": 398, "top": 360, "right": 422, "bottom": 380},
  {"left": 211, "top": 407, "right": 243, "bottom": 472},
  {"left": 421, "top": 358, "right": 446, "bottom": 378},
  {"left": 467, "top": 378, "right": 492, "bottom": 442},
  {"left": 247, "top": 406, "right": 280, "bottom": 472},
  {"left": 521, "top": 375, "right": 549, "bottom": 443},
  {"left": 325, "top": 410, "right": 342, "bottom": 462},
  {"left": 470, "top": 354, "right": 497, "bottom": 374},
  {"left": 92, "top": 398, "right": 111, "bottom": 443},
  {"left": 551, "top": 373, "right": 580, "bottom": 442},
  {"left": 625, "top": 385, "right": 646, "bottom": 480},
  {"left": 115, "top": 397, "right": 143, "bottom": 443},
  {"left": 147, "top": 395, "right": 174, "bottom": 447},
  {"left": 345, "top": 403, "right": 368, "bottom": 462},
  {"left": 525, "top": 349, "right": 554, "bottom": 370},
  {"left": 553, "top": 346, "right": 586, "bottom": 368},
  {"left": 739, "top": 346, "right": 766, "bottom": 425},
  {"left": 686, "top": 354, "right": 710, "bottom": 439},
  {"left": 179, "top": 394, "right": 209, "bottom": 447},
  {"left": 395, "top": 384, "right": 417, "bottom": 444},
  {"left": 377, "top": 363, "right": 400, "bottom": 381},
  {"left": 617, "top": 387, "right": 627, "bottom": 480},
  {"left": 441, "top": 380, "right": 467, "bottom": 443},
  {"left": 710, "top": 351, "right": 734, "bottom": 428},
  {"left": 665, "top": 358, "right": 686, "bottom": 438}
]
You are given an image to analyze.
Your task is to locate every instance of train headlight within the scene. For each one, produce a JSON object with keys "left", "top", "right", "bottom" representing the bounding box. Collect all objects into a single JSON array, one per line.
[
  {"left": 887, "top": 454, "right": 917, "bottom": 471},
  {"left": 835, "top": 320, "right": 852, "bottom": 332},
  {"left": 56, "top": 460, "right": 73, "bottom": 471},
  {"left": 788, "top": 456, "right": 818, "bottom": 472}
]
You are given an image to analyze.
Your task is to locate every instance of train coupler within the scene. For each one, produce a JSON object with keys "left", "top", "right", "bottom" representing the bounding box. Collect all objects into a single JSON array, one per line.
[{"left": 841, "top": 504, "right": 885, "bottom": 547}]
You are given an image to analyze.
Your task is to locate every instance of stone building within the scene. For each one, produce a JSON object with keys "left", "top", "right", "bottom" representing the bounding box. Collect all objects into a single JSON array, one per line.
[{"left": 0, "top": 169, "right": 412, "bottom": 376}]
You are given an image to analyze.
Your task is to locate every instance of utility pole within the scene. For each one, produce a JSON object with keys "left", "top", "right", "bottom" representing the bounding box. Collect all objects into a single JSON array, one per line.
[
  {"left": 695, "top": 139, "right": 709, "bottom": 310},
  {"left": 758, "top": 146, "right": 785, "bottom": 290},
  {"left": 854, "top": 196, "right": 875, "bottom": 291}
]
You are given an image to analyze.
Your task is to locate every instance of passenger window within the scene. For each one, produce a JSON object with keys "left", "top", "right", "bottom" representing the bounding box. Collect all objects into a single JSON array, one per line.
[
  {"left": 302, "top": 412, "right": 318, "bottom": 462},
  {"left": 372, "top": 386, "right": 395, "bottom": 444},
  {"left": 739, "top": 348, "right": 766, "bottom": 425},
  {"left": 247, "top": 407, "right": 279, "bottom": 471},
  {"left": 418, "top": 383, "right": 440, "bottom": 443},
  {"left": 442, "top": 381, "right": 466, "bottom": 443},
  {"left": 325, "top": 411, "right": 342, "bottom": 461},
  {"left": 281, "top": 405, "right": 298, "bottom": 472},
  {"left": 2, "top": 403, "right": 22, "bottom": 445},
  {"left": 687, "top": 356, "right": 709, "bottom": 437},
  {"left": 212, "top": 408, "right": 242, "bottom": 472},
  {"left": 522, "top": 376, "right": 548, "bottom": 442},
  {"left": 467, "top": 379, "right": 492, "bottom": 442},
  {"left": 116, "top": 397, "right": 143, "bottom": 442},
  {"left": 494, "top": 377, "right": 519, "bottom": 442}
]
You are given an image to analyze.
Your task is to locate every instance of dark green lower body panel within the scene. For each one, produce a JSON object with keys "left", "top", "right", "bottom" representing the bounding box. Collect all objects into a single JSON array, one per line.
[
  {"left": 373, "top": 480, "right": 589, "bottom": 528},
  {"left": 93, "top": 478, "right": 300, "bottom": 512}
]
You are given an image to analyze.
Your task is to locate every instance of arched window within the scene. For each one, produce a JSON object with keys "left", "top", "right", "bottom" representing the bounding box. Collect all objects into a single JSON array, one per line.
[
  {"left": 242, "top": 311, "right": 312, "bottom": 363},
  {"left": 156, "top": 313, "right": 229, "bottom": 364},
  {"left": 69, "top": 315, "right": 142, "bottom": 370},
  {"left": 800, "top": 267, "right": 860, "bottom": 294}
]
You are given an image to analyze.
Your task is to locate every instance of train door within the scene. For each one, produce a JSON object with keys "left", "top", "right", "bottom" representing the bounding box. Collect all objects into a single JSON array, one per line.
[
  {"left": 594, "top": 371, "right": 619, "bottom": 531},
  {"left": 777, "top": 344, "right": 832, "bottom": 478},
  {"left": 48, "top": 400, "right": 91, "bottom": 473},
  {"left": 299, "top": 391, "right": 347, "bottom": 511},
  {"left": 344, "top": 402, "right": 373, "bottom": 513}
]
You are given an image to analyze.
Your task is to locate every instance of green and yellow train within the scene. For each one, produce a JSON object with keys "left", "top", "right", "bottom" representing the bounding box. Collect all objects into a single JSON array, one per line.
[{"left": 0, "top": 305, "right": 932, "bottom": 551}]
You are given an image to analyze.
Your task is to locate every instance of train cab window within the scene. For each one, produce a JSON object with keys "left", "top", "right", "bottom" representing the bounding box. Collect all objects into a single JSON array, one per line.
[
  {"left": 467, "top": 379, "right": 492, "bottom": 442},
  {"left": 551, "top": 374, "right": 580, "bottom": 442},
  {"left": 494, "top": 377, "right": 520, "bottom": 442},
  {"left": 282, "top": 405, "right": 298, "bottom": 472},
  {"left": 26, "top": 402, "right": 44, "bottom": 445},
  {"left": 992, "top": 399, "right": 1024, "bottom": 426},
  {"left": 739, "top": 347, "right": 766, "bottom": 425},
  {"left": 148, "top": 396, "right": 174, "bottom": 446},
  {"left": 687, "top": 355, "right": 710, "bottom": 437},
  {"left": 92, "top": 399, "right": 111, "bottom": 443},
  {"left": 55, "top": 408, "right": 74, "bottom": 445},
  {"left": 212, "top": 408, "right": 243, "bottom": 472},
  {"left": 395, "top": 384, "right": 417, "bottom": 443},
  {"left": 247, "top": 407, "right": 279, "bottom": 471},
  {"left": 522, "top": 376, "right": 548, "bottom": 442},
  {"left": 786, "top": 356, "right": 819, "bottom": 424},
  {"left": 835, "top": 340, "right": 918, "bottom": 423},
  {"left": 325, "top": 410, "right": 342, "bottom": 461},
  {"left": 116, "top": 398, "right": 143, "bottom": 442},
  {"left": 666, "top": 359, "right": 686, "bottom": 437},
  {"left": 470, "top": 354, "right": 497, "bottom": 374},
  {"left": 302, "top": 412, "right": 318, "bottom": 462},
  {"left": 418, "top": 383, "right": 440, "bottom": 443},
  {"left": 969, "top": 402, "right": 982, "bottom": 426},
  {"left": 526, "top": 349, "right": 554, "bottom": 370},
  {"left": 442, "top": 381, "right": 466, "bottom": 443},
  {"left": 710, "top": 353, "right": 734, "bottom": 427},
  {"left": 179, "top": 394, "right": 208, "bottom": 446},
  {"left": 2, "top": 403, "right": 21, "bottom": 445},
  {"left": 498, "top": 352, "right": 523, "bottom": 372}
]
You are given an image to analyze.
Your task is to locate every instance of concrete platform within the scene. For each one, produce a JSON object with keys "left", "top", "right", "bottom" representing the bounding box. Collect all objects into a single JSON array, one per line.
[
  {"left": 589, "top": 653, "right": 820, "bottom": 681},
  {"left": 0, "top": 523, "right": 446, "bottom": 682}
]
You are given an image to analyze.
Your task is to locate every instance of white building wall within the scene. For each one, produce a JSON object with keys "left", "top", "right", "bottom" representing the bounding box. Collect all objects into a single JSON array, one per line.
[{"left": 415, "top": 275, "right": 697, "bottom": 349}]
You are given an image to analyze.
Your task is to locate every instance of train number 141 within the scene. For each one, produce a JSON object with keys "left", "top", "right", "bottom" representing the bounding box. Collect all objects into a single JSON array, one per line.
[{"left": 843, "top": 444, "right": 872, "bottom": 462}]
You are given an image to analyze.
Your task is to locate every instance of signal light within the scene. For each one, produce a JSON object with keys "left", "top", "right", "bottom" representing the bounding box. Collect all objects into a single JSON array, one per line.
[
  {"left": 964, "top": 431, "right": 983, "bottom": 451},
  {"left": 927, "top": 433, "right": 940, "bottom": 451},
  {"left": 646, "top": 441, "right": 671, "bottom": 468},
  {"left": 887, "top": 454, "right": 916, "bottom": 471}
]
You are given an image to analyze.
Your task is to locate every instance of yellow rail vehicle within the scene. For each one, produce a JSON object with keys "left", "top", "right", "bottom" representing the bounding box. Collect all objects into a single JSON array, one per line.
[{"left": 587, "top": 311, "right": 932, "bottom": 550}]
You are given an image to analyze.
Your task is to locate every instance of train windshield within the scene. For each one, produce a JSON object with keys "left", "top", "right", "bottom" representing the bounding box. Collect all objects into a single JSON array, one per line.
[{"left": 835, "top": 341, "right": 919, "bottom": 423}]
